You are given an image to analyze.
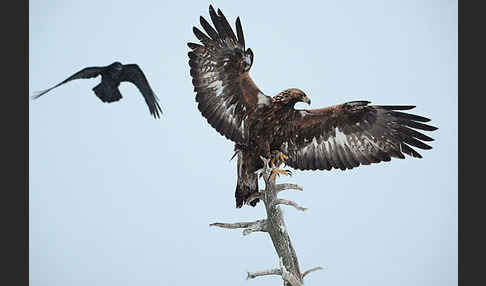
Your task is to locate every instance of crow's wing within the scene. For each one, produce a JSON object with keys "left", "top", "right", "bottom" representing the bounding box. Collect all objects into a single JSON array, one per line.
[
  {"left": 33, "top": 67, "right": 104, "bottom": 99},
  {"left": 119, "top": 64, "right": 162, "bottom": 119}
]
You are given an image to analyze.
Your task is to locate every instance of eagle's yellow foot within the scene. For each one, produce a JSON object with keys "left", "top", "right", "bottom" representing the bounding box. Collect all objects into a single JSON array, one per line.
[
  {"left": 272, "top": 168, "right": 292, "bottom": 177},
  {"left": 270, "top": 150, "right": 289, "bottom": 168}
]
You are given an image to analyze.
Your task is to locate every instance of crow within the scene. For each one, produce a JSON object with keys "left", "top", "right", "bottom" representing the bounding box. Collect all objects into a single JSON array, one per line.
[{"left": 33, "top": 62, "right": 162, "bottom": 118}]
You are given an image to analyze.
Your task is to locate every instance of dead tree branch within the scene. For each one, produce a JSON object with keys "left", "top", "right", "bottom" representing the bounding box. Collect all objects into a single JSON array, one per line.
[
  {"left": 246, "top": 258, "right": 305, "bottom": 286},
  {"left": 209, "top": 220, "right": 268, "bottom": 236},
  {"left": 258, "top": 157, "right": 304, "bottom": 286},
  {"left": 279, "top": 257, "right": 303, "bottom": 286},
  {"left": 276, "top": 183, "right": 304, "bottom": 193},
  {"left": 247, "top": 268, "right": 282, "bottom": 280},
  {"left": 275, "top": 198, "right": 308, "bottom": 212},
  {"left": 210, "top": 156, "right": 320, "bottom": 285},
  {"left": 302, "top": 266, "right": 324, "bottom": 278}
]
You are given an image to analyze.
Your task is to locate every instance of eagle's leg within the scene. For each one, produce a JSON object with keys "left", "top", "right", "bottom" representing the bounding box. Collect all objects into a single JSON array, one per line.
[{"left": 270, "top": 150, "right": 292, "bottom": 177}]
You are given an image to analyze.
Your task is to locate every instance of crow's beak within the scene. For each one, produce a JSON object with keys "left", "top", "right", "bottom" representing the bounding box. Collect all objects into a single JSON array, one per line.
[{"left": 303, "top": 95, "right": 311, "bottom": 105}]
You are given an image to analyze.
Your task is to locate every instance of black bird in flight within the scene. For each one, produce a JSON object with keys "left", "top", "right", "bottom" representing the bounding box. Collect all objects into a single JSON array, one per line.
[{"left": 33, "top": 62, "right": 162, "bottom": 118}]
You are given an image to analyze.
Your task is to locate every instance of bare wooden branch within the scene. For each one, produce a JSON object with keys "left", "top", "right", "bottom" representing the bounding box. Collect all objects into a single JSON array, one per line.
[
  {"left": 209, "top": 220, "right": 268, "bottom": 236},
  {"left": 302, "top": 266, "right": 324, "bottom": 278},
  {"left": 247, "top": 260, "right": 318, "bottom": 285},
  {"left": 209, "top": 221, "right": 256, "bottom": 229},
  {"left": 259, "top": 157, "right": 305, "bottom": 286},
  {"left": 246, "top": 268, "right": 281, "bottom": 280},
  {"left": 213, "top": 155, "right": 320, "bottom": 285},
  {"left": 242, "top": 220, "right": 268, "bottom": 236},
  {"left": 275, "top": 198, "right": 308, "bottom": 212},
  {"left": 276, "top": 184, "right": 303, "bottom": 193}
]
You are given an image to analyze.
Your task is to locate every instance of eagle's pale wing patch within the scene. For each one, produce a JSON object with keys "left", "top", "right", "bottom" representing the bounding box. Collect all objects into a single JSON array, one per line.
[
  {"left": 286, "top": 102, "right": 437, "bottom": 171},
  {"left": 188, "top": 5, "right": 270, "bottom": 144}
]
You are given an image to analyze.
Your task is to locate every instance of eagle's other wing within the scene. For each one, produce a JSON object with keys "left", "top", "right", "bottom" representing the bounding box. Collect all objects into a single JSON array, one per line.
[
  {"left": 286, "top": 101, "right": 438, "bottom": 171},
  {"left": 188, "top": 5, "right": 271, "bottom": 144},
  {"left": 33, "top": 67, "right": 104, "bottom": 99},
  {"left": 119, "top": 64, "right": 162, "bottom": 119}
]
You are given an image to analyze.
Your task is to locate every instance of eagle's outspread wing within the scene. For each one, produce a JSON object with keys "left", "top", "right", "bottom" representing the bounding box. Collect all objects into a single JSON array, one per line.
[
  {"left": 119, "top": 64, "right": 162, "bottom": 119},
  {"left": 188, "top": 5, "right": 271, "bottom": 144},
  {"left": 33, "top": 67, "right": 104, "bottom": 99},
  {"left": 286, "top": 101, "right": 438, "bottom": 171}
]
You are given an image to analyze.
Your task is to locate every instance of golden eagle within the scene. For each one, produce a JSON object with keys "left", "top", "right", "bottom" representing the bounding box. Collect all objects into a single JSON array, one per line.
[
  {"left": 33, "top": 62, "right": 162, "bottom": 118},
  {"left": 188, "top": 6, "right": 438, "bottom": 208}
]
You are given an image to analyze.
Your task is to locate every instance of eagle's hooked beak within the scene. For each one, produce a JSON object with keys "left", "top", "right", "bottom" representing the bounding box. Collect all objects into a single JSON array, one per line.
[{"left": 303, "top": 95, "right": 311, "bottom": 105}]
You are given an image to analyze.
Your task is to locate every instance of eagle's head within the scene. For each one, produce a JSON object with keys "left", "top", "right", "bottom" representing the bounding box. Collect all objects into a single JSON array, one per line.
[{"left": 274, "top": 88, "right": 311, "bottom": 106}]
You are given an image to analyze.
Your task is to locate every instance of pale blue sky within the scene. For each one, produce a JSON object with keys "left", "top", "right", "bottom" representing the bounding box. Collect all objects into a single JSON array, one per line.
[{"left": 29, "top": 0, "right": 457, "bottom": 285}]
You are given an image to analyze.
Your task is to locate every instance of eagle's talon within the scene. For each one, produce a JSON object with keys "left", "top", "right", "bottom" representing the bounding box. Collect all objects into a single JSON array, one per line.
[
  {"left": 279, "top": 152, "right": 289, "bottom": 161},
  {"left": 230, "top": 149, "right": 240, "bottom": 161},
  {"left": 269, "top": 150, "right": 289, "bottom": 168},
  {"left": 272, "top": 168, "right": 292, "bottom": 177}
]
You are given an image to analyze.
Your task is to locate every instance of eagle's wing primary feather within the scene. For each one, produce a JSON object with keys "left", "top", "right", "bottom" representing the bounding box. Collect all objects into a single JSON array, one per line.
[
  {"left": 119, "top": 64, "right": 162, "bottom": 119},
  {"left": 33, "top": 67, "right": 104, "bottom": 99},
  {"left": 286, "top": 101, "right": 438, "bottom": 171},
  {"left": 188, "top": 5, "right": 271, "bottom": 144}
]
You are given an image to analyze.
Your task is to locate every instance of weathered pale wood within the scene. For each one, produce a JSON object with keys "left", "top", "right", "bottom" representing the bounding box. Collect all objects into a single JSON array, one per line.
[
  {"left": 275, "top": 198, "right": 308, "bottom": 212},
  {"left": 210, "top": 156, "right": 321, "bottom": 285},
  {"left": 302, "top": 266, "right": 324, "bottom": 278},
  {"left": 259, "top": 158, "right": 303, "bottom": 286},
  {"left": 209, "top": 220, "right": 268, "bottom": 236}
]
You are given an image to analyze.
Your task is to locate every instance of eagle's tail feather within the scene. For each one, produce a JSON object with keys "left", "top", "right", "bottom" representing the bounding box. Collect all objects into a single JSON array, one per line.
[
  {"left": 235, "top": 181, "right": 259, "bottom": 208},
  {"left": 235, "top": 147, "right": 260, "bottom": 208}
]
